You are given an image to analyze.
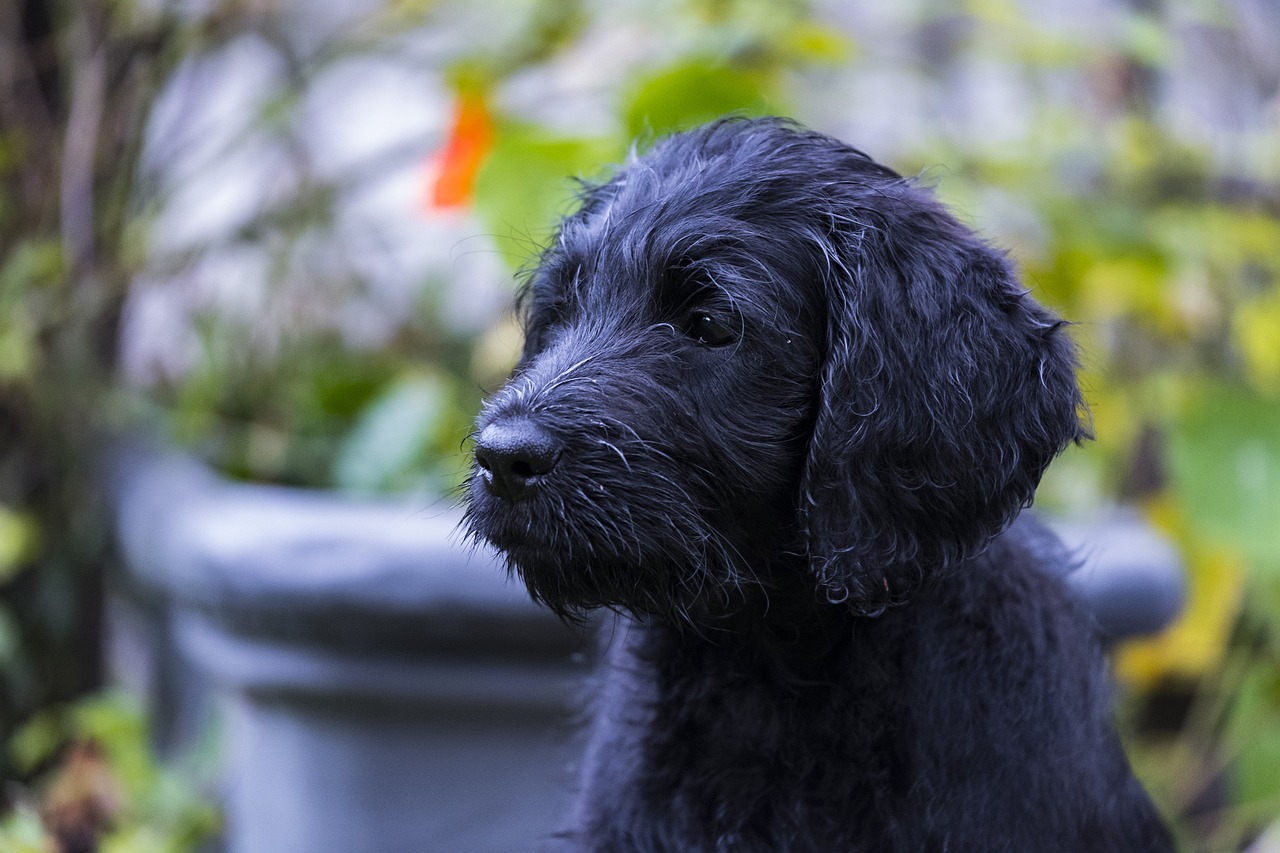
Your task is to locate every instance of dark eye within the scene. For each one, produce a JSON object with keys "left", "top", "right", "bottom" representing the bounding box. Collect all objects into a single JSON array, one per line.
[{"left": 686, "top": 313, "right": 736, "bottom": 347}]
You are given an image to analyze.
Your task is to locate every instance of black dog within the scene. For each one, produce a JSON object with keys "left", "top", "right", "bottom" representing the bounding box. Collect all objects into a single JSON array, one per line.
[{"left": 465, "top": 118, "right": 1171, "bottom": 852}]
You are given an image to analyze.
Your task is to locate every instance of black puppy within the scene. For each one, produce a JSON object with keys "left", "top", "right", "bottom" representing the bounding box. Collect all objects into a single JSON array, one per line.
[{"left": 465, "top": 118, "right": 1171, "bottom": 852}]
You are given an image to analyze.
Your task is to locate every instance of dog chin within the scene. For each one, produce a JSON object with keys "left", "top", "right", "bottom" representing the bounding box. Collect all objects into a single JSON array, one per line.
[
  {"left": 466, "top": 469, "right": 745, "bottom": 620},
  {"left": 483, "top": 532, "right": 694, "bottom": 620},
  {"left": 516, "top": 562, "right": 606, "bottom": 614},
  {"left": 465, "top": 476, "right": 542, "bottom": 545}
]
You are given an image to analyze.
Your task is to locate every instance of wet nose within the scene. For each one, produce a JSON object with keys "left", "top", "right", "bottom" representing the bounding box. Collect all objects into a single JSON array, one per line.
[{"left": 474, "top": 417, "right": 562, "bottom": 502}]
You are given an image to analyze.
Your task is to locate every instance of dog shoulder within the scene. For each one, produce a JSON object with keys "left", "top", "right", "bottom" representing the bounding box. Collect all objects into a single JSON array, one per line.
[
  {"left": 546, "top": 618, "right": 663, "bottom": 848},
  {"left": 889, "top": 519, "right": 1171, "bottom": 851},
  {"left": 906, "top": 516, "right": 1104, "bottom": 710}
]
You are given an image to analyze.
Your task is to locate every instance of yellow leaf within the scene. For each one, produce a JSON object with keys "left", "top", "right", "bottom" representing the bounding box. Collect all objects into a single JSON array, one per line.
[
  {"left": 1078, "top": 256, "right": 1182, "bottom": 334},
  {"left": 1114, "top": 494, "right": 1246, "bottom": 686},
  {"left": 1234, "top": 288, "right": 1280, "bottom": 394},
  {"left": 782, "top": 22, "right": 856, "bottom": 64},
  {"left": 0, "top": 313, "right": 36, "bottom": 382},
  {"left": 0, "top": 506, "right": 39, "bottom": 584}
]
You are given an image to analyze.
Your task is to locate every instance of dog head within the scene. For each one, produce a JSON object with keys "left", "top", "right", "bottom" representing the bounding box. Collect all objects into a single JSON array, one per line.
[{"left": 465, "top": 118, "right": 1087, "bottom": 621}]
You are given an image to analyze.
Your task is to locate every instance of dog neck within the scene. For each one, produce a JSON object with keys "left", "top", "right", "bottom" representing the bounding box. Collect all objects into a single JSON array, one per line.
[{"left": 646, "top": 572, "right": 855, "bottom": 686}]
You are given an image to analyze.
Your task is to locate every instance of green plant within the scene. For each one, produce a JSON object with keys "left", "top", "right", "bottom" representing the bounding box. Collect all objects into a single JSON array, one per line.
[
  {"left": 0, "top": 0, "right": 198, "bottom": 783},
  {"left": 1, "top": 691, "right": 219, "bottom": 852}
]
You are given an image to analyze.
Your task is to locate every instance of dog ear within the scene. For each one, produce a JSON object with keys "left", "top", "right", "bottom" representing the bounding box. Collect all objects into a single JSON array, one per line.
[{"left": 799, "top": 184, "right": 1088, "bottom": 614}]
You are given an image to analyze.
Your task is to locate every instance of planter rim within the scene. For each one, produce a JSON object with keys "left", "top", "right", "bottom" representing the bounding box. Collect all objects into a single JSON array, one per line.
[
  {"left": 107, "top": 442, "right": 1185, "bottom": 649},
  {"left": 175, "top": 610, "right": 582, "bottom": 708},
  {"left": 108, "top": 442, "right": 576, "bottom": 656}
]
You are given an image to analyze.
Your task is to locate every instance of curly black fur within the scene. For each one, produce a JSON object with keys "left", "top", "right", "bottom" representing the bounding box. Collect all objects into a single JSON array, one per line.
[{"left": 464, "top": 118, "right": 1171, "bottom": 852}]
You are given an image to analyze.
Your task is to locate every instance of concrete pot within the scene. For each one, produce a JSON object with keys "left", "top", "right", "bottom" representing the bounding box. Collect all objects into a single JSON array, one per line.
[{"left": 108, "top": 447, "right": 585, "bottom": 853}]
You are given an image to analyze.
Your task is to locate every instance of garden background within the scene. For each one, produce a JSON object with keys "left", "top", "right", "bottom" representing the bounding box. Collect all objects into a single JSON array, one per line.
[{"left": 1, "top": 0, "right": 1279, "bottom": 850}]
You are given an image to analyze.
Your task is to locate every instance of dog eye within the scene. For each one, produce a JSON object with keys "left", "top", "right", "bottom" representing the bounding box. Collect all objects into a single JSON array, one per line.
[{"left": 686, "top": 313, "right": 736, "bottom": 347}]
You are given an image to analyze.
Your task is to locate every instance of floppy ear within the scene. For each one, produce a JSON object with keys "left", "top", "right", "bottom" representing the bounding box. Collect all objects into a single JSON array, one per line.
[{"left": 799, "top": 184, "right": 1088, "bottom": 614}]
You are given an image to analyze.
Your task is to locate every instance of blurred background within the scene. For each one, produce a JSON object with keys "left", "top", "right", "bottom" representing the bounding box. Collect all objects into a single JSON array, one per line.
[{"left": 1, "top": 0, "right": 1278, "bottom": 850}]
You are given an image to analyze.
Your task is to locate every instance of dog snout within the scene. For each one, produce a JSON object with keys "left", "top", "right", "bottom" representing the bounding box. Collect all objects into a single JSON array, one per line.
[{"left": 474, "top": 417, "right": 562, "bottom": 502}]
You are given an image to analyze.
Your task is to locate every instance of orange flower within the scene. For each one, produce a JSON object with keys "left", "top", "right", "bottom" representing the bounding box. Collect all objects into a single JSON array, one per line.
[{"left": 424, "top": 92, "right": 494, "bottom": 211}]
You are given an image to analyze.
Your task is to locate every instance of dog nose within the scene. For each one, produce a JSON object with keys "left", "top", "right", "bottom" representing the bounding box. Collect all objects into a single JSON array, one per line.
[{"left": 474, "top": 418, "right": 561, "bottom": 502}]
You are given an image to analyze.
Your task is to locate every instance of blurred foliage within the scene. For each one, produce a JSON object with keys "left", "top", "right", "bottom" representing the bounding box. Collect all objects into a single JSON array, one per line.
[
  {"left": 1, "top": 0, "right": 1279, "bottom": 849},
  {"left": 1, "top": 0, "right": 190, "bottom": 790},
  {"left": 155, "top": 319, "right": 483, "bottom": 493},
  {"left": 0, "top": 690, "right": 219, "bottom": 852}
]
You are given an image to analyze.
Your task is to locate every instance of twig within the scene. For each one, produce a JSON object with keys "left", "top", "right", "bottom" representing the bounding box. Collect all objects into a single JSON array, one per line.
[{"left": 61, "top": 5, "right": 106, "bottom": 282}]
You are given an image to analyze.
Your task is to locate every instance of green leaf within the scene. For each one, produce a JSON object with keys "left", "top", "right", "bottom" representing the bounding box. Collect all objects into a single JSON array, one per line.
[
  {"left": 102, "top": 826, "right": 169, "bottom": 853},
  {"left": 0, "top": 506, "right": 39, "bottom": 583},
  {"left": 1235, "top": 287, "right": 1280, "bottom": 391},
  {"left": 0, "top": 802, "right": 50, "bottom": 852},
  {"left": 473, "top": 123, "right": 619, "bottom": 267},
  {"left": 71, "top": 691, "right": 155, "bottom": 804},
  {"left": 0, "top": 239, "right": 65, "bottom": 294},
  {"left": 333, "top": 373, "right": 448, "bottom": 495},
  {"left": 1236, "top": 716, "right": 1280, "bottom": 806},
  {"left": 780, "top": 22, "right": 856, "bottom": 64},
  {"left": 622, "top": 58, "right": 781, "bottom": 140},
  {"left": 1226, "top": 669, "right": 1280, "bottom": 745},
  {"left": 0, "top": 311, "right": 36, "bottom": 381},
  {"left": 1169, "top": 383, "right": 1280, "bottom": 575},
  {"left": 10, "top": 707, "right": 67, "bottom": 774},
  {"left": 1118, "top": 12, "right": 1174, "bottom": 66}
]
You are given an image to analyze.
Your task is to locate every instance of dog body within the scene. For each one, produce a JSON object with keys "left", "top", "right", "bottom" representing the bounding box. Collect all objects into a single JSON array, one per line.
[
  {"left": 555, "top": 519, "right": 1168, "bottom": 852},
  {"left": 465, "top": 118, "right": 1171, "bottom": 852}
]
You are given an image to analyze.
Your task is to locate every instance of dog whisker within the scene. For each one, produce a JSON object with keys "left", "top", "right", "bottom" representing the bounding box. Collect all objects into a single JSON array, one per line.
[{"left": 595, "top": 439, "right": 632, "bottom": 473}]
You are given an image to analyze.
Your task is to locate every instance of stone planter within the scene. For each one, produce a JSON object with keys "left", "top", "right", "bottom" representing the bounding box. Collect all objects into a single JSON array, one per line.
[
  {"left": 107, "top": 446, "right": 585, "bottom": 853},
  {"left": 105, "top": 444, "right": 1184, "bottom": 853}
]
